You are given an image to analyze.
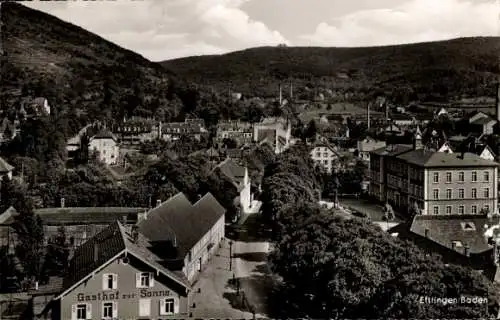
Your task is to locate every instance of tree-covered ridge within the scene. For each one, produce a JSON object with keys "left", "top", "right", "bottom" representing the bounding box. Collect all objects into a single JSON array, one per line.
[
  {"left": 162, "top": 37, "right": 500, "bottom": 103},
  {"left": 262, "top": 147, "right": 499, "bottom": 319}
]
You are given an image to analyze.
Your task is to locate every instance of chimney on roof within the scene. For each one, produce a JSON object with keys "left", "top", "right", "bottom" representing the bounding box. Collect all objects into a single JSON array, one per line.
[
  {"left": 60, "top": 197, "right": 65, "bottom": 208},
  {"left": 424, "top": 228, "right": 430, "bottom": 238},
  {"left": 464, "top": 244, "right": 470, "bottom": 257},
  {"left": 138, "top": 210, "right": 148, "bottom": 223},
  {"left": 131, "top": 225, "right": 139, "bottom": 243},
  {"left": 451, "top": 241, "right": 456, "bottom": 251},
  {"left": 93, "top": 244, "right": 99, "bottom": 263},
  {"left": 156, "top": 199, "right": 162, "bottom": 207},
  {"left": 122, "top": 215, "right": 127, "bottom": 225}
]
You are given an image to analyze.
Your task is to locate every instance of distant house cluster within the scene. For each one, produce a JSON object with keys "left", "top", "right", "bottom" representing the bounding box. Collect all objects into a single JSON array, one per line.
[{"left": 215, "top": 117, "right": 292, "bottom": 154}]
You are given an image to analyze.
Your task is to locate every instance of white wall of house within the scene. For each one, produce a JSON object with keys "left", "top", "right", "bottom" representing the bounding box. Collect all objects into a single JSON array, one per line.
[
  {"left": 310, "top": 146, "right": 338, "bottom": 173},
  {"left": 239, "top": 168, "right": 252, "bottom": 213},
  {"left": 184, "top": 215, "right": 225, "bottom": 282},
  {"left": 89, "top": 138, "right": 119, "bottom": 165}
]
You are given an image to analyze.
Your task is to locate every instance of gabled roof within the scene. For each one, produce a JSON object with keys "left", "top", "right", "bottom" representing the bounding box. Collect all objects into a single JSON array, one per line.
[
  {"left": 61, "top": 221, "right": 127, "bottom": 294},
  {"left": 471, "top": 116, "right": 496, "bottom": 126},
  {"left": 310, "top": 143, "right": 338, "bottom": 155},
  {"left": 58, "top": 221, "right": 190, "bottom": 300},
  {"left": 215, "top": 158, "right": 246, "bottom": 187},
  {"left": 35, "top": 207, "right": 147, "bottom": 225},
  {"left": 138, "top": 192, "right": 226, "bottom": 261},
  {"left": 256, "top": 129, "right": 276, "bottom": 144},
  {"left": 0, "top": 157, "right": 14, "bottom": 173},
  {"left": 91, "top": 129, "right": 116, "bottom": 141},
  {"left": 397, "top": 150, "right": 498, "bottom": 168},
  {"left": 371, "top": 144, "right": 413, "bottom": 156},
  {"left": 410, "top": 215, "right": 500, "bottom": 255},
  {"left": 137, "top": 193, "right": 193, "bottom": 255},
  {"left": 358, "top": 137, "right": 386, "bottom": 152}
]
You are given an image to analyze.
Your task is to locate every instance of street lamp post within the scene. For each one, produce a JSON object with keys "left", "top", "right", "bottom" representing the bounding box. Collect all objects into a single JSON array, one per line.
[{"left": 229, "top": 240, "right": 233, "bottom": 271}]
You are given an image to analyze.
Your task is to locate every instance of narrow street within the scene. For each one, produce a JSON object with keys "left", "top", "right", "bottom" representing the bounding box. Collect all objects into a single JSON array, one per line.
[
  {"left": 190, "top": 212, "right": 275, "bottom": 319},
  {"left": 233, "top": 240, "right": 273, "bottom": 318}
]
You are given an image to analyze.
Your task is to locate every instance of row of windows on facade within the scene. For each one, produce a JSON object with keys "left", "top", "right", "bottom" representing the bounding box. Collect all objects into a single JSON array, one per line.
[
  {"left": 432, "top": 188, "right": 491, "bottom": 199},
  {"left": 314, "top": 159, "right": 335, "bottom": 166},
  {"left": 433, "top": 171, "right": 491, "bottom": 183},
  {"left": 314, "top": 152, "right": 336, "bottom": 158},
  {"left": 72, "top": 298, "right": 178, "bottom": 320},
  {"left": 431, "top": 204, "right": 491, "bottom": 215},
  {"left": 386, "top": 175, "right": 424, "bottom": 197}
]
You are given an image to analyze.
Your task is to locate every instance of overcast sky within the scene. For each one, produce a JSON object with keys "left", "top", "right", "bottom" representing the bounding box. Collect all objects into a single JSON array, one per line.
[{"left": 26, "top": 0, "right": 499, "bottom": 62}]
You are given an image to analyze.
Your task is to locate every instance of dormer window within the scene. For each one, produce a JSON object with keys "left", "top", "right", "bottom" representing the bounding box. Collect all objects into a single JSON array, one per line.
[
  {"left": 460, "top": 222, "right": 476, "bottom": 231},
  {"left": 452, "top": 240, "right": 463, "bottom": 248}
]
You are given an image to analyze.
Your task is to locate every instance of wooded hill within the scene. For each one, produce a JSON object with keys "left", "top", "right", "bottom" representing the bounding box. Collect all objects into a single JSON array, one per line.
[{"left": 162, "top": 37, "right": 500, "bottom": 104}]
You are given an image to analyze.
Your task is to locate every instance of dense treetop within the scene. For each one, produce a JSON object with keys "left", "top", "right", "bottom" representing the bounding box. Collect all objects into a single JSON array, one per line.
[{"left": 262, "top": 147, "right": 499, "bottom": 319}]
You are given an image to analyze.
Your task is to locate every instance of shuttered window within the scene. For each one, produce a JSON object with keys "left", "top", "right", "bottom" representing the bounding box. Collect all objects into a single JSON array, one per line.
[
  {"left": 136, "top": 272, "right": 155, "bottom": 288},
  {"left": 71, "top": 303, "right": 91, "bottom": 320},
  {"left": 159, "top": 298, "right": 179, "bottom": 315},
  {"left": 102, "top": 273, "right": 118, "bottom": 290}
]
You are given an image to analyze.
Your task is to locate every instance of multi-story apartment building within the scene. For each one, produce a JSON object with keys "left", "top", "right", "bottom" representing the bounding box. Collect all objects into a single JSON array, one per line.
[
  {"left": 369, "top": 128, "right": 499, "bottom": 216},
  {"left": 88, "top": 130, "right": 120, "bottom": 165},
  {"left": 216, "top": 120, "right": 253, "bottom": 145},
  {"left": 310, "top": 144, "right": 340, "bottom": 173}
]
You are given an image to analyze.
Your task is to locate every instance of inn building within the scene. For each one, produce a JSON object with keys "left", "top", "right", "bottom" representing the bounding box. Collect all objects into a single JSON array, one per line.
[
  {"left": 369, "top": 127, "right": 499, "bottom": 216},
  {"left": 39, "top": 192, "right": 226, "bottom": 320}
]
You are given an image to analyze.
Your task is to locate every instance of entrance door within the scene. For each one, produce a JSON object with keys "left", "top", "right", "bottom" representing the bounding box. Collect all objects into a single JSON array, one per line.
[{"left": 198, "top": 257, "right": 202, "bottom": 271}]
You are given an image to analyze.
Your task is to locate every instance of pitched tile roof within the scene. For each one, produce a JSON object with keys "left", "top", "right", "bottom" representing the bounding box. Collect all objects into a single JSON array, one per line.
[
  {"left": 397, "top": 150, "right": 498, "bottom": 168},
  {"left": 91, "top": 129, "right": 116, "bottom": 140},
  {"left": 60, "top": 220, "right": 190, "bottom": 298},
  {"left": 215, "top": 158, "right": 246, "bottom": 187},
  {"left": 0, "top": 157, "right": 14, "bottom": 173},
  {"left": 35, "top": 207, "right": 147, "bottom": 225},
  {"left": 471, "top": 116, "right": 496, "bottom": 126},
  {"left": 410, "top": 215, "right": 500, "bottom": 255},
  {"left": 256, "top": 129, "right": 276, "bottom": 144},
  {"left": 137, "top": 192, "right": 225, "bottom": 260},
  {"left": 371, "top": 144, "right": 413, "bottom": 156},
  {"left": 62, "top": 221, "right": 126, "bottom": 292},
  {"left": 137, "top": 193, "right": 195, "bottom": 255},
  {"left": 190, "top": 193, "right": 226, "bottom": 244}
]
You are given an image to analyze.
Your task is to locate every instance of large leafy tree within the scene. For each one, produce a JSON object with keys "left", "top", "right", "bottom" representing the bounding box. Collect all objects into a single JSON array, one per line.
[{"left": 263, "top": 147, "right": 499, "bottom": 319}]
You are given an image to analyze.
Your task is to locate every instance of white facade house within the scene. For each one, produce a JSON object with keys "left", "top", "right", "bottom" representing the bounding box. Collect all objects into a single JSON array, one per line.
[
  {"left": 253, "top": 117, "right": 292, "bottom": 154},
  {"left": 88, "top": 131, "right": 119, "bottom": 165},
  {"left": 310, "top": 144, "right": 340, "bottom": 173},
  {"left": 214, "top": 159, "right": 253, "bottom": 214}
]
